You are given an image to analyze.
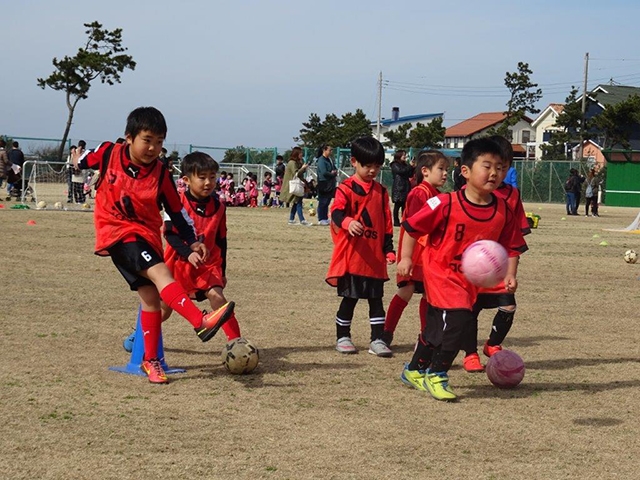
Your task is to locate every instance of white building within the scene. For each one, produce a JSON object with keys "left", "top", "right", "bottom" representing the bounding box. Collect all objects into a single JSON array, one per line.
[{"left": 531, "top": 103, "right": 565, "bottom": 160}]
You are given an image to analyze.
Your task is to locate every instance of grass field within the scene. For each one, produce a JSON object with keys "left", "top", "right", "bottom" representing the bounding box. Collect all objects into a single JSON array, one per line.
[{"left": 2, "top": 201, "right": 640, "bottom": 479}]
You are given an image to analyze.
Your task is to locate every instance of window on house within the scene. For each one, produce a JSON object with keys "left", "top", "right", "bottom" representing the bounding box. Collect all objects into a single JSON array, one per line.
[{"left": 522, "top": 130, "right": 531, "bottom": 143}]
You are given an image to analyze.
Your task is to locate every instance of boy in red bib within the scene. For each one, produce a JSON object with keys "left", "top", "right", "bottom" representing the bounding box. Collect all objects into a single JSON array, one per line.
[
  {"left": 460, "top": 136, "right": 531, "bottom": 372},
  {"left": 74, "top": 107, "right": 234, "bottom": 384},
  {"left": 382, "top": 150, "right": 449, "bottom": 351},
  {"left": 326, "top": 137, "right": 396, "bottom": 356},
  {"left": 397, "top": 138, "right": 527, "bottom": 401},
  {"left": 123, "top": 152, "right": 243, "bottom": 352}
]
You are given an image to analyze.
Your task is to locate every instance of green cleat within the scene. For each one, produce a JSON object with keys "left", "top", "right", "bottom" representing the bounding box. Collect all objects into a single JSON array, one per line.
[
  {"left": 424, "top": 371, "right": 457, "bottom": 402},
  {"left": 400, "top": 363, "right": 427, "bottom": 392}
]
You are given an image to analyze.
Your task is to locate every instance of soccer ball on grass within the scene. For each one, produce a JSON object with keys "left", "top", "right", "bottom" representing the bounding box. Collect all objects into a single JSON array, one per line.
[
  {"left": 624, "top": 249, "right": 637, "bottom": 264},
  {"left": 221, "top": 337, "right": 259, "bottom": 374}
]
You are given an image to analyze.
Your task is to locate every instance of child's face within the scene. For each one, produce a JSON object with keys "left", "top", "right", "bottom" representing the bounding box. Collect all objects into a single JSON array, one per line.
[
  {"left": 423, "top": 160, "right": 448, "bottom": 188},
  {"left": 462, "top": 153, "right": 503, "bottom": 196},
  {"left": 185, "top": 170, "right": 217, "bottom": 200},
  {"left": 351, "top": 157, "right": 381, "bottom": 183},
  {"left": 126, "top": 129, "right": 165, "bottom": 166}
]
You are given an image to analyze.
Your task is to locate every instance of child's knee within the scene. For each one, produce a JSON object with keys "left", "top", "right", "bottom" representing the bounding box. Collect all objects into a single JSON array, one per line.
[{"left": 206, "top": 287, "right": 226, "bottom": 309}]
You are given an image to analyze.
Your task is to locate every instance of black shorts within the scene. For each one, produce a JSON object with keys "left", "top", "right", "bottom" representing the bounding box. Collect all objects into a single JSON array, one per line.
[
  {"left": 108, "top": 240, "right": 163, "bottom": 291},
  {"left": 397, "top": 280, "right": 425, "bottom": 294},
  {"left": 474, "top": 293, "right": 516, "bottom": 311},
  {"left": 337, "top": 274, "right": 385, "bottom": 299},
  {"left": 425, "top": 305, "right": 474, "bottom": 351}
]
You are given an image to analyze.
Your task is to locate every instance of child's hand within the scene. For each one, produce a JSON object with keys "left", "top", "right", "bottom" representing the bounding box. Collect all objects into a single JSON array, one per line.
[
  {"left": 191, "top": 241, "right": 209, "bottom": 262},
  {"left": 397, "top": 258, "right": 412, "bottom": 277},
  {"left": 188, "top": 251, "right": 203, "bottom": 268},
  {"left": 71, "top": 147, "right": 83, "bottom": 167},
  {"left": 504, "top": 274, "right": 518, "bottom": 293},
  {"left": 348, "top": 220, "right": 364, "bottom": 236},
  {"left": 386, "top": 252, "right": 396, "bottom": 265}
]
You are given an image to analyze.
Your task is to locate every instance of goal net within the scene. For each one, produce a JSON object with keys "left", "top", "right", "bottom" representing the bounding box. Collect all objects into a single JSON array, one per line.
[{"left": 15, "top": 161, "right": 96, "bottom": 211}]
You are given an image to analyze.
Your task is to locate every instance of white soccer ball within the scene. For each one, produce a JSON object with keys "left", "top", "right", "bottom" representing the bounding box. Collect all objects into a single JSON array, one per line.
[
  {"left": 220, "top": 338, "right": 259, "bottom": 374},
  {"left": 54, "top": 202, "right": 63, "bottom": 210},
  {"left": 36, "top": 200, "right": 47, "bottom": 209},
  {"left": 624, "top": 249, "right": 637, "bottom": 264}
]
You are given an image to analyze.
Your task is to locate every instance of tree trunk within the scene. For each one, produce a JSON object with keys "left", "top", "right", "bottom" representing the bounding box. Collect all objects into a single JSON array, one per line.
[{"left": 58, "top": 94, "right": 77, "bottom": 161}]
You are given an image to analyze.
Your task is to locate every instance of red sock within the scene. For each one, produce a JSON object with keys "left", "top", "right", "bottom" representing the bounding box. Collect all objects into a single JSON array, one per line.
[
  {"left": 160, "top": 282, "right": 203, "bottom": 328},
  {"left": 384, "top": 295, "right": 408, "bottom": 334},
  {"left": 140, "top": 309, "right": 162, "bottom": 360},
  {"left": 222, "top": 313, "right": 241, "bottom": 341},
  {"left": 419, "top": 297, "right": 428, "bottom": 332}
]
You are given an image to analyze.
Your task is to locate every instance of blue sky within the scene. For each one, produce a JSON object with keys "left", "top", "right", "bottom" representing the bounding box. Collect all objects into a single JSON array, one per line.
[{"left": 2, "top": 0, "right": 640, "bottom": 152}]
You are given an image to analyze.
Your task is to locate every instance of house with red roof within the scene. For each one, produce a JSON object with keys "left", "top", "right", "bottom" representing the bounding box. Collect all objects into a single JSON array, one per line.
[{"left": 444, "top": 112, "right": 535, "bottom": 159}]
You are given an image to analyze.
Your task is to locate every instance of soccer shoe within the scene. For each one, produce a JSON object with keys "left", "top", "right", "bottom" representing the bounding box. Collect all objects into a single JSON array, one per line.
[
  {"left": 400, "top": 363, "right": 427, "bottom": 392},
  {"left": 463, "top": 353, "right": 485, "bottom": 373},
  {"left": 483, "top": 341, "right": 503, "bottom": 358},
  {"left": 123, "top": 330, "right": 136, "bottom": 353},
  {"left": 336, "top": 336, "right": 357, "bottom": 354},
  {"left": 141, "top": 358, "right": 168, "bottom": 384},
  {"left": 195, "top": 301, "right": 235, "bottom": 342},
  {"left": 368, "top": 339, "right": 393, "bottom": 357},
  {"left": 424, "top": 371, "right": 457, "bottom": 401},
  {"left": 287, "top": 220, "right": 297, "bottom": 225},
  {"left": 300, "top": 220, "right": 313, "bottom": 226}
]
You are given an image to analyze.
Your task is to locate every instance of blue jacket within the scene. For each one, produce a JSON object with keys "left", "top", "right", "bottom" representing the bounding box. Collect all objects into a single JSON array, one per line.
[{"left": 504, "top": 166, "right": 518, "bottom": 188}]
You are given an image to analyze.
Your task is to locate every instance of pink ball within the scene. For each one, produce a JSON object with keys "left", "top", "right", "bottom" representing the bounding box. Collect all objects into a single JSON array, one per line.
[
  {"left": 485, "top": 350, "right": 525, "bottom": 388},
  {"left": 461, "top": 240, "right": 508, "bottom": 287}
]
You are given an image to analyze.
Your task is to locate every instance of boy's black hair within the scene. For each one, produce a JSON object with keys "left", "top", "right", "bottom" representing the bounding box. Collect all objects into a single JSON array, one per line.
[
  {"left": 488, "top": 135, "right": 514, "bottom": 167},
  {"left": 78, "top": 139, "right": 87, "bottom": 148},
  {"left": 264, "top": 171, "right": 272, "bottom": 177},
  {"left": 12, "top": 141, "right": 19, "bottom": 148},
  {"left": 414, "top": 150, "right": 449, "bottom": 184},
  {"left": 351, "top": 136, "right": 384, "bottom": 166},
  {"left": 180, "top": 151, "right": 219, "bottom": 177},
  {"left": 125, "top": 106, "right": 167, "bottom": 138},
  {"left": 276, "top": 155, "right": 284, "bottom": 161},
  {"left": 461, "top": 138, "right": 503, "bottom": 168}
]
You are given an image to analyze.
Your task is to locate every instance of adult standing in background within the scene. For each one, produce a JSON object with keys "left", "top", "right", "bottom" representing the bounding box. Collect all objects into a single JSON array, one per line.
[
  {"left": 8, "top": 142, "right": 25, "bottom": 169},
  {"left": 570, "top": 168, "right": 585, "bottom": 215},
  {"left": 0, "top": 140, "right": 10, "bottom": 190},
  {"left": 452, "top": 157, "right": 466, "bottom": 191},
  {"left": 316, "top": 145, "right": 337, "bottom": 226},
  {"left": 279, "top": 146, "right": 312, "bottom": 226},
  {"left": 390, "top": 149, "right": 413, "bottom": 226}
]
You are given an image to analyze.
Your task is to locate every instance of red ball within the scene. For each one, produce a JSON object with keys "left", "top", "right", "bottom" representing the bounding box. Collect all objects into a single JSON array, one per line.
[{"left": 485, "top": 349, "right": 525, "bottom": 388}]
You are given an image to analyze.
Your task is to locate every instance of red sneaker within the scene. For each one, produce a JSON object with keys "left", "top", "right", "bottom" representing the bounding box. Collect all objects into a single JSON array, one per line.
[
  {"left": 463, "top": 353, "right": 485, "bottom": 372},
  {"left": 141, "top": 358, "right": 168, "bottom": 384},
  {"left": 483, "top": 342, "right": 503, "bottom": 358},
  {"left": 195, "top": 301, "right": 235, "bottom": 342}
]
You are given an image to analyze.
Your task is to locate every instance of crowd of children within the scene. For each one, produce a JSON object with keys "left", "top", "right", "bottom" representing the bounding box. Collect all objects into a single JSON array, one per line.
[
  {"left": 84, "top": 106, "right": 529, "bottom": 400},
  {"left": 214, "top": 171, "right": 287, "bottom": 208}
]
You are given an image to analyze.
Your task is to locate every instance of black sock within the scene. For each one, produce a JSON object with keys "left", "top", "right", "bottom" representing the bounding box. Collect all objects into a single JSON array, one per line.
[
  {"left": 461, "top": 310, "right": 480, "bottom": 356},
  {"left": 370, "top": 323, "right": 384, "bottom": 341},
  {"left": 337, "top": 324, "right": 351, "bottom": 339},
  {"left": 488, "top": 309, "right": 515, "bottom": 346},
  {"left": 429, "top": 348, "right": 458, "bottom": 374},
  {"left": 408, "top": 334, "right": 434, "bottom": 371}
]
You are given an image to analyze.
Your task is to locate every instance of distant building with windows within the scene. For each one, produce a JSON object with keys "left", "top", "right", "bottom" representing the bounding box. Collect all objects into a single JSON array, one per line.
[
  {"left": 372, "top": 107, "right": 444, "bottom": 145},
  {"left": 444, "top": 112, "right": 535, "bottom": 159}
]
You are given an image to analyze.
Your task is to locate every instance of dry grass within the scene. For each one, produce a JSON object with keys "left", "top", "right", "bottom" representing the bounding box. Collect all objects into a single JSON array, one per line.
[{"left": 1, "top": 201, "right": 640, "bottom": 480}]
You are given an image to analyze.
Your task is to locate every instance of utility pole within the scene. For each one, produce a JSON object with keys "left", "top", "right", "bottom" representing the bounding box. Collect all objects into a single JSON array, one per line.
[
  {"left": 376, "top": 71, "right": 382, "bottom": 141},
  {"left": 578, "top": 52, "right": 589, "bottom": 161}
]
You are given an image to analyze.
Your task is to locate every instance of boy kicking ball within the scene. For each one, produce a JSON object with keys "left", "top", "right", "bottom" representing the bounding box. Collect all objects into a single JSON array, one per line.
[
  {"left": 123, "top": 152, "right": 243, "bottom": 354},
  {"left": 75, "top": 107, "right": 233, "bottom": 384}
]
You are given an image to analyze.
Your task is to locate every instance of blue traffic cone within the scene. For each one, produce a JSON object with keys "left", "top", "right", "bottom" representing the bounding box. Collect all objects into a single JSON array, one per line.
[{"left": 109, "top": 306, "right": 186, "bottom": 376}]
